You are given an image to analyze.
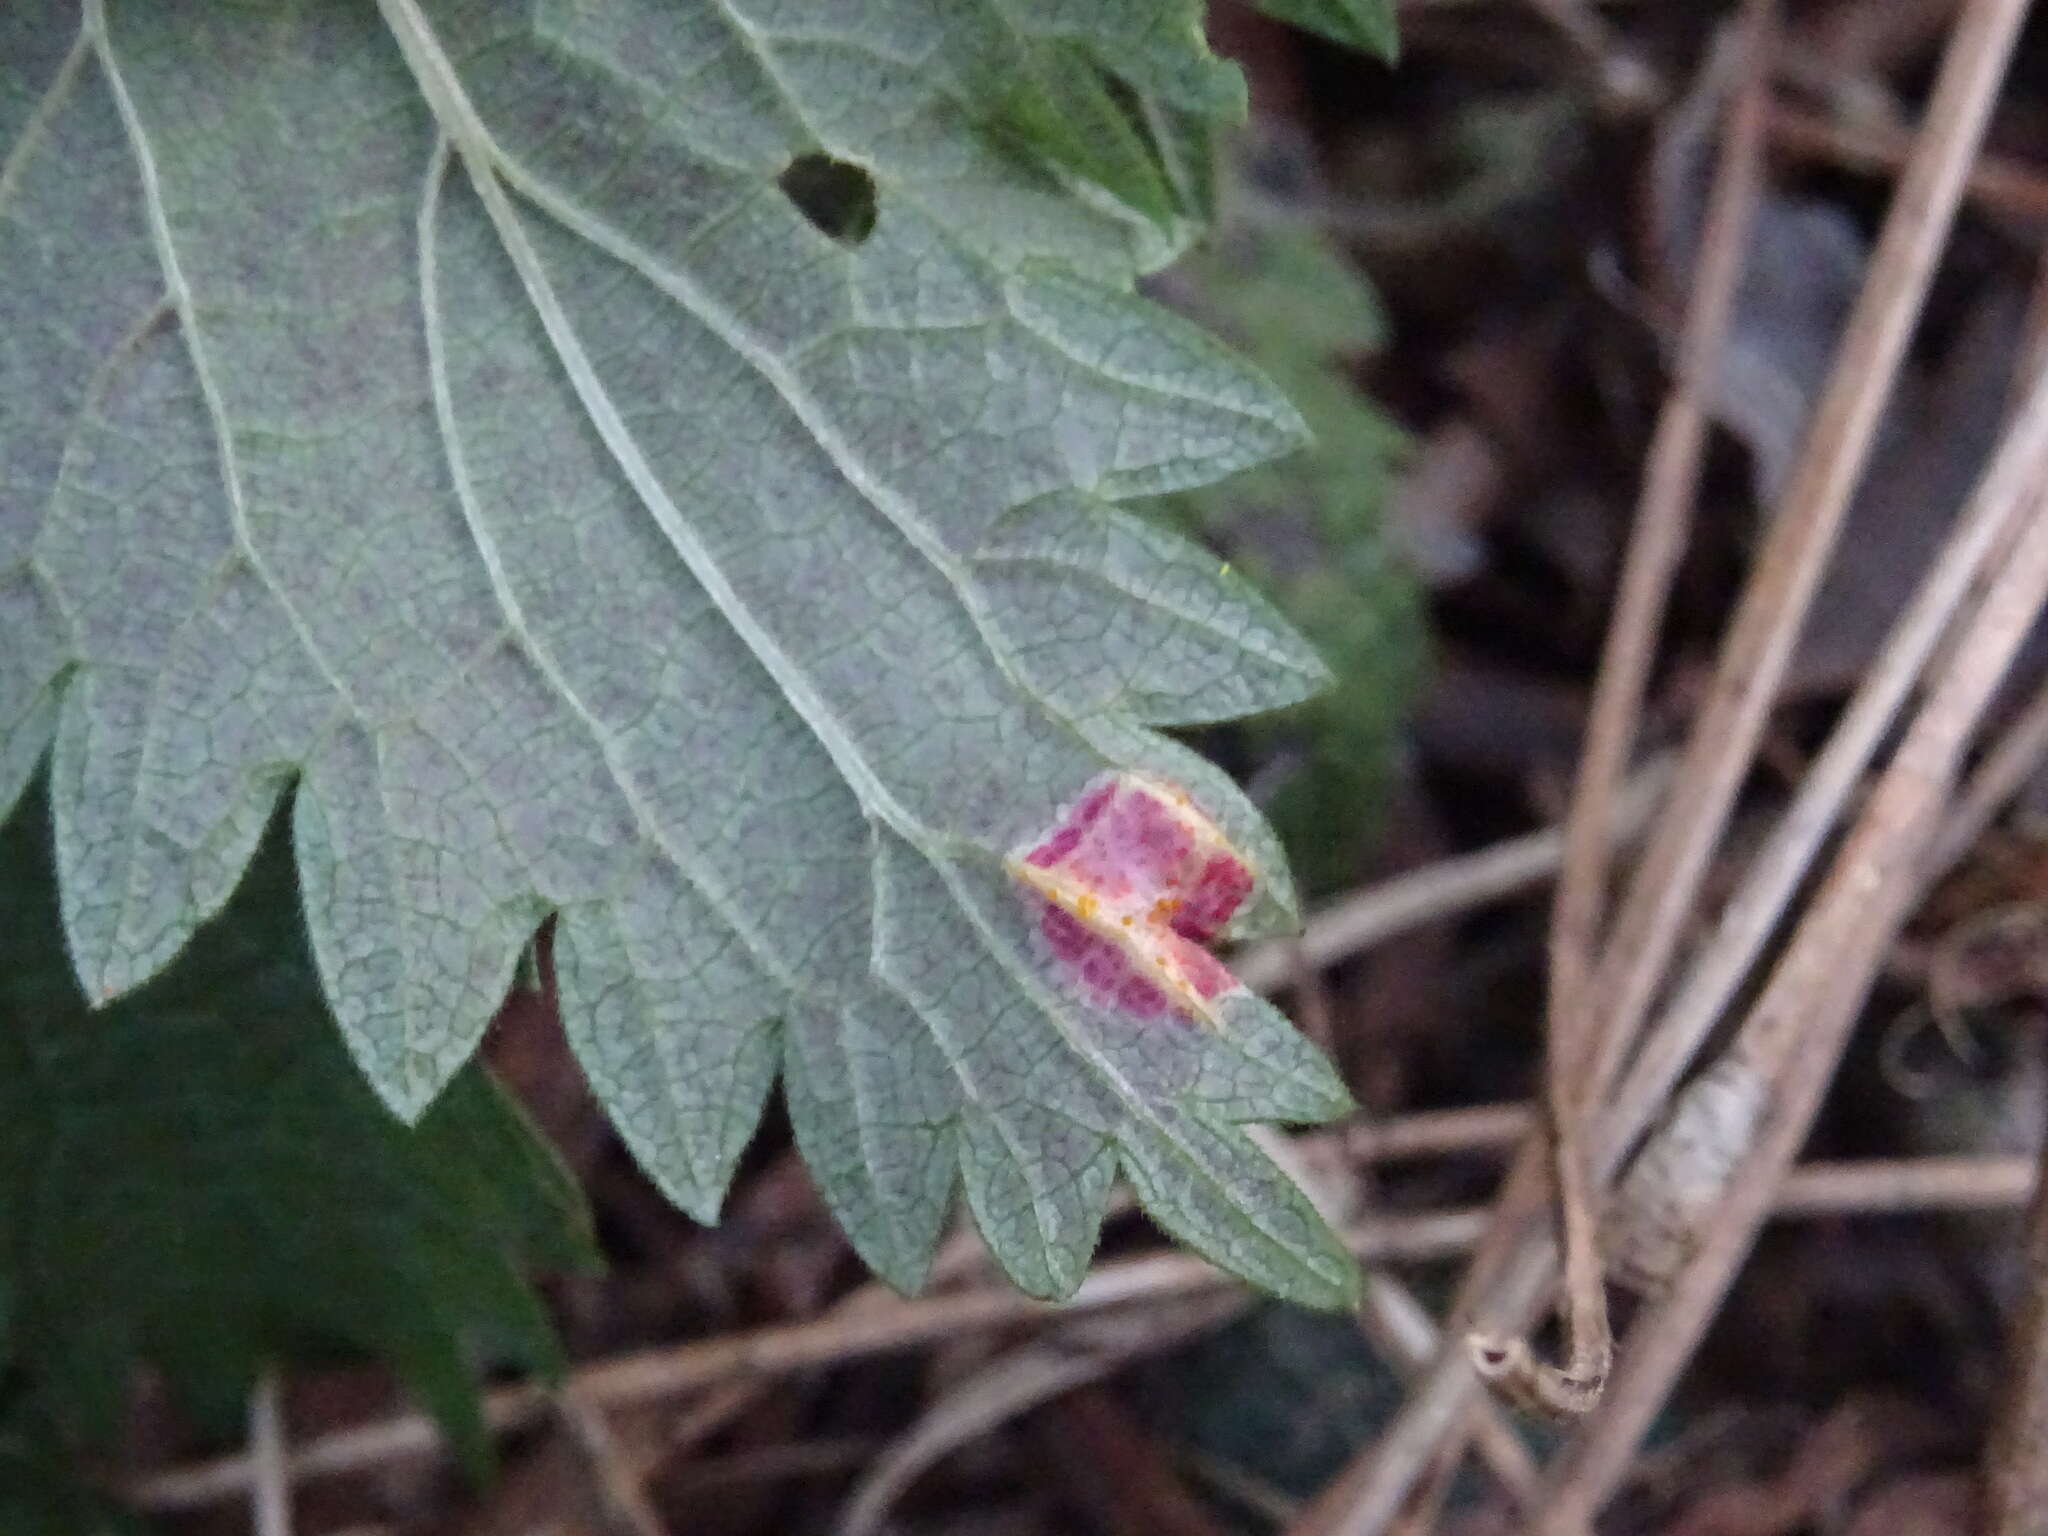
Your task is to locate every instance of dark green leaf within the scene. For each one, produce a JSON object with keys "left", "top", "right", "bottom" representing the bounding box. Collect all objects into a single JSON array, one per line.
[
  {"left": 0, "top": 1403, "right": 151, "bottom": 1536},
  {"left": 1148, "top": 191, "right": 1422, "bottom": 891},
  {"left": 0, "top": 782, "right": 597, "bottom": 1471}
]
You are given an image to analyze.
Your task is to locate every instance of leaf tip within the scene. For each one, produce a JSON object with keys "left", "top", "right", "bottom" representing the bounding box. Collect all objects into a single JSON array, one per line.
[
  {"left": 67, "top": 943, "right": 154, "bottom": 1014},
  {"left": 1297, "top": 1072, "right": 1357, "bottom": 1127},
  {"left": 1297, "top": 1249, "right": 1364, "bottom": 1313},
  {"left": 364, "top": 1060, "right": 452, "bottom": 1128},
  {"left": 857, "top": 1240, "right": 942, "bottom": 1300},
  {"left": 659, "top": 1174, "right": 732, "bottom": 1230}
]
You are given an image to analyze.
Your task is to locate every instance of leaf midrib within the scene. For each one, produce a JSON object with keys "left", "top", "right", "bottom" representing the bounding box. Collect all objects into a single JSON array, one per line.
[
  {"left": 379, "top": 0, "right": 1074, "bottom": 850},
  {"left": 387, "top": 0, "right": 1219, "bottom": 1212}
]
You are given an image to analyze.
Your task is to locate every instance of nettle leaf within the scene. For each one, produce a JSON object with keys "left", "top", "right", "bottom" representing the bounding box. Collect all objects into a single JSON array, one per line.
[
  {"left": 0, "top": 1, "right": 1357, "bottom": 1308},
  {"left": 0, "top": 788, "right": 596, "bottom": 1470}
]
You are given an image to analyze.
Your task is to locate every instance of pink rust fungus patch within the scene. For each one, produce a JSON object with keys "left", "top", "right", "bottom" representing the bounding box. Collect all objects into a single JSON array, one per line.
[{"left": 1007, "top": 772, "right": 1257, "bottom": 1024}]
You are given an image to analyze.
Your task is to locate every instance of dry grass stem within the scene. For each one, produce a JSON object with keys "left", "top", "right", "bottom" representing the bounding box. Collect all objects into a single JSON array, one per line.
[
  {"left": 1582, "top": 0, "right": 2017, "bottom": 1129},
  {"left": 661, "top": 1439, "right": 880, "bottom": 1498},
  {"left": 1515, "top": 0, "right": 1661, "bottom": 111},
  {"left": 1493, "top": 0, "right": 1776, "bottom": 1426},
  {"left": 1775, "top": 1154, "right": 2036, "bottom": 1215},
  {"left": 1545, "top": 485, "right": 2048, "bottom": 1522},
  {"left": 1766, "top": 101, "right": 2048, "bottom": 222},
  {"left": 250, "top": 1371, "right": 291, "bottom": 1536},
  {"left": 662, "top": 1381, "right": 769, "bottom": 1462},
  {"left": 1985, "top": 1130, "right": 2048, "bottom": 1533},
  {"left": 129, "top": 1210, "right": 1479, "bottom": 1513},
  {"left": 555, "top": 1392, "right": 666, "bottom": 1536},
  {"left": 1260, "top": 1123, "right": 1541, "bottom": 1515},
  {"left": 125, "top": 1152, "right": 2032, "bottom": 1515},
  {"left": 1231, "top": 760, "right": 1668, "bottom": 996},
  {"left": 1930, "top": 673, "right": 2048, "bottom": 875},
  {"left": 1598, "top": 333, "right": 2048, "bottom": 1197},
  {"left": 840, "top": 1292, "right": 1244, "bottom": 1535},
  {"left": 1356, "top": 1274, "right": 1543, "bottom": 1512},
  {"left": 1536, "top": 479, "right": 2048, "bottom": 1530},
  {"left": 1292, "top": 0, "right": 2032, "bottom": 1524},
  {"left": 1347, "top": 1103, "right": 1532, "bottom": 1163},
  {"left": 1375, "top": 9, "right": 1775, "bottom": 1511},
  {"left": 1554, "top": 3, "right": 1772, "bottom": 1067},
  {"left": 1556, "top": 284, "right": 2048, "bottom": 1528},
  {"left": 840, "top": 1348, "right": 1112, "bottom": 1536}
]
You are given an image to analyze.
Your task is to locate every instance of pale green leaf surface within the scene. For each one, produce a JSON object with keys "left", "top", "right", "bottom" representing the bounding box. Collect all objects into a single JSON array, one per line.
[
  {"left": 1, "top": 0, "right": 1354, "bottom": 1307},
  {"left": 974, "top": 491, "right": 1332, "bottom": 728}
]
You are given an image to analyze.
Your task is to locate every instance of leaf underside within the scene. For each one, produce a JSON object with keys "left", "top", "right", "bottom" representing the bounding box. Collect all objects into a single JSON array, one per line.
[{"left": 1, "top": 1, "right": 1361, "bottom": 1307}]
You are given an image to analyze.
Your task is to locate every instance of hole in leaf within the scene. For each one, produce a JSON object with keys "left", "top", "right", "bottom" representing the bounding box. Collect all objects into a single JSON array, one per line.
[{"left": 777, "top": 152, "right": 878, "bottom": 245}]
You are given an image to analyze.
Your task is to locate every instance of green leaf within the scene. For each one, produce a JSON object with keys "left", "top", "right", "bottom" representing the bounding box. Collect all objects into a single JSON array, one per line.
[
  {"left": 1250, "top": 0, "right": 1400, "bottom": 60},
  {"left": 0, "top": 1405, "right": 150, "bottom": 1536},
  {"left": 972, "top": 491, "right": 1333, "bottom": 728},
  {"left": 0, "top": 782, "right": 596, "bottom": 1472},
  {"left": 1148, "top": 189, "right": 1422, "bottom": 892},
  {"left": 1, "top": 1, "right": 1354, "bottom": 1307},
  {"left": 979, "top": 48, "right": 1189, "bottom": 228}
]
